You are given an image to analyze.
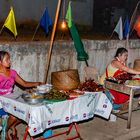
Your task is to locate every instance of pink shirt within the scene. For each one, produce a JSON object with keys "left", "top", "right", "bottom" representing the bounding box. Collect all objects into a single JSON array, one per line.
[{"left": 0, "top": 69, "right": 17, "bottom": 95}]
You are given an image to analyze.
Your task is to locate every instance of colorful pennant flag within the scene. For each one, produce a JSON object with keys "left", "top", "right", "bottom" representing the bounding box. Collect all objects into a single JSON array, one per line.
[
  {"left": 2, "top": 7, "right": 17, "bottom": 38},
  {"left": 40, "top": 8, "right": 52, "bottom": 34},
  {"left": 66, "top": 3, "right": 72, "bottom": 28},
  {"left": 134, "top": 16, "right": 140, "bottom": 37},
  {"left": 65, "top": 2, "right": 88, "bottom": 61},
  {"left": 123, "top": 16, "right": 130, "bottom": 38},
  {"left": 114, "top": 17, "right": 123, "bottom": 40}
]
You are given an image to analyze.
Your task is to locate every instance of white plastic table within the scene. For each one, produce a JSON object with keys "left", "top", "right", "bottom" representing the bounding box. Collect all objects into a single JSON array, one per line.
[{"left": 0, "top": 91, "right": 112, "bottom": 139}]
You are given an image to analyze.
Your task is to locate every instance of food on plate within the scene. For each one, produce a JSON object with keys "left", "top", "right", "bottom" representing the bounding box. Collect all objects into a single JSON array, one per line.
[
  {"left": 125, "top": 80, "right": 140, "bottom": 86},
  {"left": 45, "top": 88, "right": 69, "bottom": 100},
  {"left": 31, "top": 94, "right": 44, "bottom": 99},
  {"left": 115, "top": 73, "right": 133, "bottom": 84},
  {"left": 78, "top": 79, "right": 104, "bottom": 92}
]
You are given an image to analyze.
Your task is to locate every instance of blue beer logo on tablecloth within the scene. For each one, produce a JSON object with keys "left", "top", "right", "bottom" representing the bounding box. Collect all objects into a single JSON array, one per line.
[
  {"left": 70, "top": 114, "right": 78, "bottom": 120},
  {"left": 87, "top": 94, "right": 97, "bottom": 107},
  {"left": 83, "top": 113, "right": 87, "bottom": 118},
  {"left": 48, "top": 120, "right": 51, "bottom": 125},
  {"left": 13, "top": 106, "right": 25, "bottom": 114},
  {"left": 28, "top": 113, "right": 30, "bottom": 118},
  {"left": 87, "top": 112, "right": 94, "bottom": 117},
  {"left": 48, "top": 119, "right": 61, "bottom": 125},
  {"left": 14, "top": 106, "right": 16, "bottom": 111},
  {"left": 95, "top": 109, "right": 105, "bottom": 115},
  {"left": 103, "top": 104, "right": 107, "bottom": 108},
  {"left": 65, "top": 116, "right": 69, "bottom": 121},
  {"left": 105, "top": 98, "right": 109, "bottom": 104},
  {"left": 32, "top": 126, "right": 41, "bottom": 133},
  {"left": 33, "top": 128, "right": 37, "bottom": 133}
]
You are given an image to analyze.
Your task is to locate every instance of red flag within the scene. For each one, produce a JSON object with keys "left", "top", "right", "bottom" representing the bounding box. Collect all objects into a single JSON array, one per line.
[{"left": 134, "top": 16, "right": 140, "bottom": 37}]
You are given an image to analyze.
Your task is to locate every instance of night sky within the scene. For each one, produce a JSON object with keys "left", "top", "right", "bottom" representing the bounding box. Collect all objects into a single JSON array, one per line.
[{"left": 93, "top": 0, "right": 139, "bottom": 36}]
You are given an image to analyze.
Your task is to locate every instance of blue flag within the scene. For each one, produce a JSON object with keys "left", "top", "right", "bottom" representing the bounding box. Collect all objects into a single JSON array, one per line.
[
  {"left": 40, "top": 8, "right": 52, "bottom": 34},
  {"left": 123, "top": 16, "right": 130, "bottom": 38}
]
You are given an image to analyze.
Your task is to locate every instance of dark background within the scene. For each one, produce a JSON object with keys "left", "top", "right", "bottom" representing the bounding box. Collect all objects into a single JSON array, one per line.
[
  {"left": 0, "top": 0, "right": 140, "bottom": 41},
  {"left": 92, "top": 0, "right": 140, "bottom": 39}
]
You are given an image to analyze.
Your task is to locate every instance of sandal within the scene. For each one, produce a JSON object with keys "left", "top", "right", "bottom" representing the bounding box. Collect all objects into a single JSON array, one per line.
[{"left": 10, "top": 129, "right": 19, "bottom": 140}]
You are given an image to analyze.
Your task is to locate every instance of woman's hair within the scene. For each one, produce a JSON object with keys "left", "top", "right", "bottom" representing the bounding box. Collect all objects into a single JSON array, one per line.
[
  {"left": 114, "top": 47, "right": 128, "bottom": 57},
  {"left": 0, "top": 51, "right": 9, "bottom": 62}
]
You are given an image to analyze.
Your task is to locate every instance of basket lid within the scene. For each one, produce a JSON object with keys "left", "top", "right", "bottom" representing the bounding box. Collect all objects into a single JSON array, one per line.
[{"left": 133, "top": 59, "right": 140, "bottom": 71}]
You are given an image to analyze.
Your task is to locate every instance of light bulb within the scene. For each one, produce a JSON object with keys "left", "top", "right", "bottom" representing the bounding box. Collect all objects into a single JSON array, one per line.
[{"left": 61, "top": 20, "right": 67, "bottom": 29}]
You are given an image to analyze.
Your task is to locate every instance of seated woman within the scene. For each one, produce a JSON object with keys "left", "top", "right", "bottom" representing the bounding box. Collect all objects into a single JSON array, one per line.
[
  {"left": 99, "top": 47, "right": 140, "bottom": 108},
  {"left": 0, "top": 51, "right": 43, "bottom": 140}
]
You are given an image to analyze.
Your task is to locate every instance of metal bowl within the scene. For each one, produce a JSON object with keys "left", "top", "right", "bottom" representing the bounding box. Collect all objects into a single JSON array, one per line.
[{"left": 22, "top": 93, "right": 44, "bottom": 105}]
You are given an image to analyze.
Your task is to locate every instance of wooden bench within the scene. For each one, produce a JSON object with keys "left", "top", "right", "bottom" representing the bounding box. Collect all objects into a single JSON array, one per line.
[{"left": 104, "top": 81, "right": 140, "bottom": 129}]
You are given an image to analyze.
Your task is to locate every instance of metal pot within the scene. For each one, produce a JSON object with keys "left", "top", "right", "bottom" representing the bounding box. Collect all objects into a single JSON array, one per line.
[{"left": 22, "top": 93, "right": 44, "bottom": 105}]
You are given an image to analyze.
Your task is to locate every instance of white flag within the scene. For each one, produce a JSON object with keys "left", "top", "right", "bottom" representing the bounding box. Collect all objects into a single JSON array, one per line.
[{"left": 114, "top": 17, "right": 123, "bottom": 40}]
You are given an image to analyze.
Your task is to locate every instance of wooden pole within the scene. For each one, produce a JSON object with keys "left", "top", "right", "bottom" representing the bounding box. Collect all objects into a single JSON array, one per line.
[
  {"left": 129, "top": 1, "right": 140, "bottom": 34},
  {"left": 31, "top": 23, "right": 40, "bottom": 41},
  {"left": 44, "top": 0, "right": 62, "bottom": 83},
  {"left": 126, "top": 1, "right": 140, "bottom": 48},
  {"left": 0, "top": 27, "right": 3, "bottom": 35}
]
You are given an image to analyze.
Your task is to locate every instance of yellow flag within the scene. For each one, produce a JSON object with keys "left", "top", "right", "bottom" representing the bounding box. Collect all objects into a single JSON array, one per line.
[{"left": 3, "top": 7, "right": 17, "bottom": 37}]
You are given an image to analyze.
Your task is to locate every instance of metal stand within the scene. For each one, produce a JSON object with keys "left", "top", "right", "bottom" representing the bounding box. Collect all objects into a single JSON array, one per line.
[{"left": 23, "top": 123, "right": 82, "bottom": 140}]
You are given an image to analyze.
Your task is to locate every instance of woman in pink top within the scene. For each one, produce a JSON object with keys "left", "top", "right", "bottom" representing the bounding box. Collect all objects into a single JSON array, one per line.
[{"left": 0, "top": 51, "right": 43, "bottom": 140}]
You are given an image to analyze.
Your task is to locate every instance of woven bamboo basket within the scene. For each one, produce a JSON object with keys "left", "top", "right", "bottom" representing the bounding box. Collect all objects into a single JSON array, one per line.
[
  {"left": 133, "top": 59, "right": 140, "bottom": 71},
  {"left": 51, "top": 69, "right": 80, "bottom": 90}
]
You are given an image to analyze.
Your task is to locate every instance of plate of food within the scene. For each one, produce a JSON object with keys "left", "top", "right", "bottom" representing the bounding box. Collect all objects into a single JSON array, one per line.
[{"left": 125, "top": 80, "right": 140, "bottom": 88}]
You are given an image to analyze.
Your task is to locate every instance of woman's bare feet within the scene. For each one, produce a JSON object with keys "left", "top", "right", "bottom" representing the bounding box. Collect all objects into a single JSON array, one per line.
[
  {"left": 5, "top": 133, "right": 10, "bottom": 140},
  {"left": 10, "top": 128, "right": 19, "bottom": 140}
]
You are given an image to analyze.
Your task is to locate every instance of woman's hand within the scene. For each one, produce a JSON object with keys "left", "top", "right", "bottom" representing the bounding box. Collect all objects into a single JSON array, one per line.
[
  {"left": 15, "top": 73, "right": 46, "bottom": 88},
  {"left": 37, "top": 82, "right": 45, "bottom": 86}
]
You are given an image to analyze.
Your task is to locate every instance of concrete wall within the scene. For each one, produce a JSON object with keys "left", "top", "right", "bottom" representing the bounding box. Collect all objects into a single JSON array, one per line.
[
  {"left": 0, "top": 0, "right": 93, "bottom": 26},
  {"left": 1, "top": 39, "right": 140, "bottom": 91}
]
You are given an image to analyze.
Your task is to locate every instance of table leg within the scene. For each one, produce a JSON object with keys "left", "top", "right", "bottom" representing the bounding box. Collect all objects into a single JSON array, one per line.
[
  {"left": 37, "top": 123, "right": 82, "bottom": 140},
  {"left": 66, "top": 122, "right": 83, "bottom": 140},
  {"left": 23, "top": 126, "right": 28, "bottom": 140},
  {"left": 23, "top": 126, "right": 34, "bottom": 140},
  {"left": 127, "top": 89, "right": 133, "bottom": 129}
]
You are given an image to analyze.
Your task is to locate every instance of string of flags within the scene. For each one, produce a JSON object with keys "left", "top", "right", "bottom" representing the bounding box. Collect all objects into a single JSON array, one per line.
[
  {"left": 112, "top": 14, "right": 140, "bottom": 40},
  {"left": 0, "top": 6, "right": 53, "bottom": 39},
  {"left": 1, "top": 5, "right": 140, "bottom": 40}
]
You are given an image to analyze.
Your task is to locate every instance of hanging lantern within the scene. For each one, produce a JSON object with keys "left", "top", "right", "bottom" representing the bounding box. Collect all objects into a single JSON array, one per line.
[
  {"left": 61, "top": 20, "right": 67, "bottom": 29},
  {"left": 134, "top": 16, "right": 140, "bottom": 37}
]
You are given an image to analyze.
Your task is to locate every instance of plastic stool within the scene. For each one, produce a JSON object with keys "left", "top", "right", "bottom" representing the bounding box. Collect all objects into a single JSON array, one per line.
[{"left": 43, "top": 129, "right": 52, "bottom": 138}]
